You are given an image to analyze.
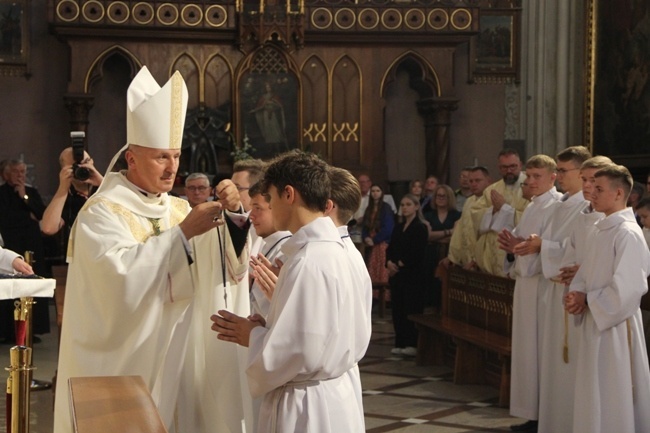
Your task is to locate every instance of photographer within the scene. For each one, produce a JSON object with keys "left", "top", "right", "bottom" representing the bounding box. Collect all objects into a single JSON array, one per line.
[{"left": 41, "top": 145, "right": 103, "bottom": 238}]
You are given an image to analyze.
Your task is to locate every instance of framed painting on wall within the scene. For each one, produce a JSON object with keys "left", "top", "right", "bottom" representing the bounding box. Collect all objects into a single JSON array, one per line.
[
  {"left": 585, "top": 0, "right": 650, "bottom": 170},
  {"left": 469, "top": 6, "right": 521, "bottom": 84},
  {"left": 0, "top": 0, "right": 29, "bottom": 77}
]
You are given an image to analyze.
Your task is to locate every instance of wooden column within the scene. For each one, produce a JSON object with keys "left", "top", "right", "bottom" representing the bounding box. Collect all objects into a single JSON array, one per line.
[
  {"left": 417, "top": 98, "right": 458, "bottom": 185},
  {"left": 63, "top": 94, "right": 95, "bottom": 142}
]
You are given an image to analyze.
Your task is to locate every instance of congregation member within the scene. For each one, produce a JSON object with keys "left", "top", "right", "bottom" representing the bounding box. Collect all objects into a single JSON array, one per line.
[
  {"left": 565, "top": 165, "right": 650, "bottom": 433},
  {"left": 41, "top": 146, "right": 103, "bottom": 237},
  {"left": 386, "top": 193, "right": 429, "bottom": 356},
  {"left": 54, "top": 67, "right": 252, "bottom": 433},
  {"left": 420, "top": 174, "right": 439, "bottom": 208},
  {"left": 635, "top": 196, "right": 650, "bottom": 248},
  {"left": 472, "top": 149, "right": 529, "bottom": 276},
  {"left": 362, "top": 184, "right": 394, "bottom": 285},
  {"left": 423, "top": 184, "right": 461, "bottom": 308},
  {"left": 497, "top": 154, "right": 560, "bottom": 432},
  {"left": 183, "top": 172, "right": 213, "bottom": 208},
  {"left": 509, "top": 146, "right": 591, "bottom": 432},
  {"left": 454, "top": 166, "right": 472, "bottom": 211},
  {"left": 409, "top": 178, "right": 423, "bottom": 201},
  {"left": 212, "top": 151, "right": 371, "bottom": 433},
  {"left": 444, "top": 166, "right": 491, "bottom": 269},
  {"left": 0, "top": 159, "right": 50, "bottom": 344},
  {"left": 0, "top": 246, "right": 33, "bottom": 275},
  {"left": 629, "top": 181, "right": 645, "bottom": 226}
]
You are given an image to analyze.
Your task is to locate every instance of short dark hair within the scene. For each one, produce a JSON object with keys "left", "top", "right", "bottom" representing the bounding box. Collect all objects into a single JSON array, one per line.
[
  {"left": 636, "top": 196, "right": 650, "bottom": 211},
  {"left": 498, "top": 148, "right": 521, "bottom": 159},
  {"left": 329, "top": 167, "right": 361, "bottom": 223},
  {"left": 556, "top": 146, "right": 592, "bottom": 166},
  {"left": 263, "top": 150, "right": 330, "bottom": 212},
  {"left": 248, "top": 181, "right": 265, "bottom": 199},
  {"left": 595, "top": 164, "right": 633, "bottom": 199},
  {"left": 233, "top": 159, "right": 266, "bottom": 185},
  {"left": 470, "top": 165, "right": 490, "bottom": 177}
]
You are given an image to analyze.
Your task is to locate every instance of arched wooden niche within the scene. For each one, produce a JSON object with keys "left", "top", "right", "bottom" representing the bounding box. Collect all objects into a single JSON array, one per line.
[{"left": 235, "top": 44, "right": 302, "bottom": 160}]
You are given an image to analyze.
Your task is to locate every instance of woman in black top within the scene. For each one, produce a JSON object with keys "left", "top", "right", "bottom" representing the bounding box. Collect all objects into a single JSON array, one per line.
[{"left": 386, "top": 193, "right": 428, "bottom": 356}]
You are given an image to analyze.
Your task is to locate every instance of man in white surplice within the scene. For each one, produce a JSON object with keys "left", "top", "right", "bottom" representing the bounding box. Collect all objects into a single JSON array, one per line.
[
  {"left": 565, "top": 165, "right": 650, "bottom": 433},
  {"left": 212, "top": 152, "right": 370, "bottom": 432},
  {"left": 54, "top": 67, "right": 252, "bottom": 433},
  {"left": 497, "top": 155, "right": 561, "bottom": 432},
  {"left": 510, "top": 147, "right": 592, "bottom": 433}
]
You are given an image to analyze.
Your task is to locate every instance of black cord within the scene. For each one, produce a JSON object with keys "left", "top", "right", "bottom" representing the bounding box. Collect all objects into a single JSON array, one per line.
[{"left": 217, "top": 225, "right": 228, "bottom": 308}]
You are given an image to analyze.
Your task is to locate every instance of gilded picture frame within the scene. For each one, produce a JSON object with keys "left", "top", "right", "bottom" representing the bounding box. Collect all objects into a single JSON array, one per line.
[
  {"left": 0, "top": 0, "right": 29, "bottom": 77},
  {"left": 469, "top": 7, "right": 521, "bottom": 84},
  {"left": 584, "top": 0, "right": 650, "bottom": 169}
]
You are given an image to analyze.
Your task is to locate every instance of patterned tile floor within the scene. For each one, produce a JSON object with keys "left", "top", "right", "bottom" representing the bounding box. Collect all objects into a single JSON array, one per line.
[{"left": 0, "top": 304, "right": 524, "bottom": 432}]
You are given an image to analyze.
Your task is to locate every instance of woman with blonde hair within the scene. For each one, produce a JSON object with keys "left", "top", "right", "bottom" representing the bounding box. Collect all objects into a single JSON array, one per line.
[{"left": 423, "top": 184, "right": 461, "bottom": 309}]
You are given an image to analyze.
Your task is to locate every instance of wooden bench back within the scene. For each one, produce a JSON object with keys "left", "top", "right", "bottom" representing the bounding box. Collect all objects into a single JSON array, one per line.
[
  {"left": 442, "top": 266, "right": 514, "bottom": 337},
  {"left": 69, "top": 376, "right": 168, "bottom": 433}
]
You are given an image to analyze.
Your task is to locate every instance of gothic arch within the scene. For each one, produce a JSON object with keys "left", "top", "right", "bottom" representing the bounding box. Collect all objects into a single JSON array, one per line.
[
  {"left": 84, "top": 46, "right": 141, "bottom": 93},
  {"left": 380, "top": 51, "right": 441, "bottom": 99}
]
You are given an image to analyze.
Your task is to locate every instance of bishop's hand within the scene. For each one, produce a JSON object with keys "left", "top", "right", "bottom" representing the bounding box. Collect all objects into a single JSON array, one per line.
[{"left": 179, "top": 201, "right": 224, "bottom": 240}]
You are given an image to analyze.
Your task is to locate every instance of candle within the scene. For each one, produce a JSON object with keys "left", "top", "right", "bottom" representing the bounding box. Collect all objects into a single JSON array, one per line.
[
  {"left": 299, "top": 0, "right": 304, "bottom": 14},
  {"left": 286, "top": 0, "right": 290, "bottom": 14}
]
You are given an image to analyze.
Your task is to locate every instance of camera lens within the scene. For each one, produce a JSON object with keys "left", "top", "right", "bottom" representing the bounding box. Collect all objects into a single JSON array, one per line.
[{"left": 73, "top": 164, "right": 90, "bottom": 181}]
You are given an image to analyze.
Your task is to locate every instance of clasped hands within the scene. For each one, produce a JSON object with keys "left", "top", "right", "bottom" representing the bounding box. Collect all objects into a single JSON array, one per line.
[
  {"left": 497, "top": 229, "right": 542, "bottom": 255},
  {"left": 211, "top": 310, "right": 265, "bottom": 347}
]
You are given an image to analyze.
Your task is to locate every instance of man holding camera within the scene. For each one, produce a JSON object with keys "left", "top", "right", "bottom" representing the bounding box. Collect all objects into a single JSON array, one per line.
[{"left": 41, "top": 146, "right": 103, "bottom": 239}]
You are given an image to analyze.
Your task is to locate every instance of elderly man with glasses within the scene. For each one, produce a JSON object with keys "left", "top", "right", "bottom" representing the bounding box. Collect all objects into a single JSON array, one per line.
[{"left": 184, "top": 172, "right": 213, "bottom": 208}]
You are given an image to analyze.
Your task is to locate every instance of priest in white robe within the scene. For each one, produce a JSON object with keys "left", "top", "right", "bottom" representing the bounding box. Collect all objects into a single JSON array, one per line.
[
  {"left": 497, "top": 155, "right": 560, "bottom": 429},
  {"left": 212, "top": 153, "right": 371, "bottom": 433},
  {"left": 54, "top": 67, "right": 251, "bottom": 433},
  {"left": 446, "top": 166, "right": 491, "bottom": 268},
  {"left": 472, "top": 149, "right": 529, "bottom": 276},
  {"left": 565, "top": 165, "right": 650, "bottom": 433}
]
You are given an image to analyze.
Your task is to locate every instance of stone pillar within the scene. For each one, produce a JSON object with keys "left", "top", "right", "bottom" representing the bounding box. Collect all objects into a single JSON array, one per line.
[
  {"left": 417, "top": 97, "right": 458, "bottom": 184},
  {"left": 63, "top": 94, "right": 95, "bottom": 144}
]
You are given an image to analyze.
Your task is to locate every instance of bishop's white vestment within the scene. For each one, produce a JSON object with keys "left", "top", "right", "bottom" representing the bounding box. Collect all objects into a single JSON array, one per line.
[
  {"left": 247, "top": 217, "right": 371, "bottom": 433},
  {"left": 569, "top": 208, "right": 650, "bottom": 433},
  {"left": 536, "top": 191, "right": 588, "bottom": 433},
  {"left": 54, "top": 172, "right": 249, "bottom": 433},
  {"left": 507, "top": 187, "right": 561, "bottom": 421}
]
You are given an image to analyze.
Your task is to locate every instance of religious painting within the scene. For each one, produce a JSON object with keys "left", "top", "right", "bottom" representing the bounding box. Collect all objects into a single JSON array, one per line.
[
  {"left": 585, "top": 0, "right": 650, "bottom": 165},
  {"left": 0, "top": 0, "right": 29, "bottom": 77},
  {"left": 469, "top": 7, "right": 521, "bottom": 84},
  {"left": 239, "top": 72, "right": 299, "bottom": 160}
]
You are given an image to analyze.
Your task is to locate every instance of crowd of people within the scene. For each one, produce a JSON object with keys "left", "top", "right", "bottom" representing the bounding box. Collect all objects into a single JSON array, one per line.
[{"left": 1, "top": 65, "right": 650, "bottom": 433}]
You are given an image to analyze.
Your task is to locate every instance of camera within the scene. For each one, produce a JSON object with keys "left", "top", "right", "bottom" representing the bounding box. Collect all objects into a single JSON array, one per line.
[{"left": 70, "top": 131, "right": 90, "bottom": 181}]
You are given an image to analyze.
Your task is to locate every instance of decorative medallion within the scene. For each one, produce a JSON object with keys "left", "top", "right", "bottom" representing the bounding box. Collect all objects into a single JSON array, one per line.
[
  {"left": 428, "top": 8, "right": 449, "bottom": 30},
  {"left": 157, "top": 3, "right": 179, "bottom": 26},
  {"left": 82, "top": 1, "right": 105, "bottom": 24},
  {"left": 56, "top": 0, "right": 80, "bottom": 23},
  {"left": 450, "top": 9, "right": 471, "bottom": 31},
  {"left": 311, "top": 8, "right": 333, "bottom": 30},
  {"left": 181, "top": 4, "right": 203, "bottom": 27},
  {"left": 404, "top": 9, "right": 425, "bottom": 30},
  {"left": 358, "top": 8, "right": 379, "bottom": 30},
  {"left": 205, "top": 5, "right": 227, "bottom": 28},
  {"left": 381, "top": 8, "right": 402, "bottom": 30},
  {"left": 334, "top": 8, "right": 356, "bottom": 30},
  {"left": 107, "top": 1, "right": 130, "bottom": 24},
  {"left": 132, "top": 2, "right": 155, "bottom": 25}
]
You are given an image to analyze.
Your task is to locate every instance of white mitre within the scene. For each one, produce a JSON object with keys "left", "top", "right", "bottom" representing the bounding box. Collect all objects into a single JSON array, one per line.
[{"left": 103, "top": 66, "right": 189, "bottom": 174}]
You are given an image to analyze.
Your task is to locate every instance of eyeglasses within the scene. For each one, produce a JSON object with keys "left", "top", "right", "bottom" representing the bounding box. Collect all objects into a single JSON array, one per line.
[
  {"left": 186, "top": 186, "right": 209, "bottom": 192},
  {"left": 435, "top": 194, "right": 448, "bottom": 198},
  {"left": 499, "top": 164, "right": 519, "bottom": 171},
  {"left": 236, "top": 186, "right": 250, "bottom": 192},
  {"left": 556, "top": 168, "right": 579, "bottom": 175}
]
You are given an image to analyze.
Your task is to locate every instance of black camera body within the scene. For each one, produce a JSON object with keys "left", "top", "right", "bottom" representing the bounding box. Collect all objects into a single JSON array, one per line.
[{"left": 70, "top": 131, "right": 90, "bottom": 181}]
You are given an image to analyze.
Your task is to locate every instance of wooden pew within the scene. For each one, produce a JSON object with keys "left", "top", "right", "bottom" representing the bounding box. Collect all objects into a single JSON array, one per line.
[
  {"left": 409, "top": 265, "right": 514, "bottom": 407},
  {"left": 69, "top": 376, "right": 168, "bottom": 433}
]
